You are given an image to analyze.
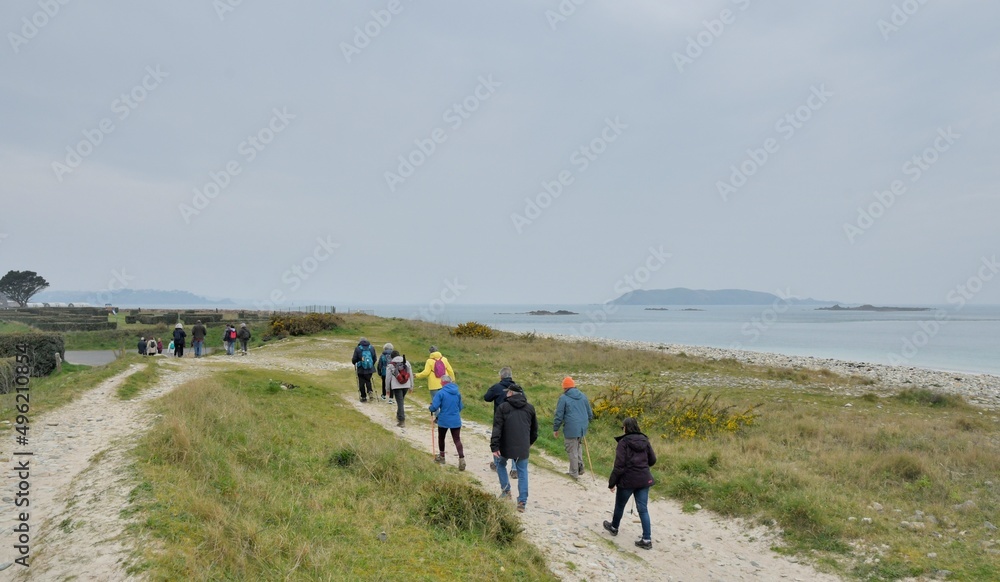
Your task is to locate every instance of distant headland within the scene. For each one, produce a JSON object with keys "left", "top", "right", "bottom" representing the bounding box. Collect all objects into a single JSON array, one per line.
[{"left": 611, "top": 288, "right": 835, "bottom": 306}]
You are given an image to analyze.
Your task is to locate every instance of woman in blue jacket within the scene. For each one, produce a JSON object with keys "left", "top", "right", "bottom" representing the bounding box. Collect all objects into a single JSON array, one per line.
[{"left": 428, "top": 375, "right": 466, "bottom": 471}]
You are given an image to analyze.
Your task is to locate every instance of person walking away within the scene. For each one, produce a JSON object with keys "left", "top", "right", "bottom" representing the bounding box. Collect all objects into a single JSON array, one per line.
[
  {"left": 223, "top": 325, "right": 237, "bottom": 355},
  {"left": 484, "top": 366, "right": 517, "bottom": 470},
  {"left": 553, "top": 376, "right": 594, "bottom": 479},
  {"left": 603, "top": 417, "right": 657, "bottom": 550},
  {"left": 147, "top": 337, "right": 157, "bottom": 356},
  {"left": 351, "top": 337, "right": 377, "bottom": 402},
  {"left": 156, "top": 338, "right": 163, "bottom": 355},
  {"left": 414, "top": 345, "right": 455, "bottom": 415},
  {"left": 237, "top": 323, "right": 251, "bottom": 355},
  {"left": 167, "top": 339, "right": 174, "bottom": 356},
  {"left": 172, "top": 324, "right": 186, "bottom": 358},
  {"left": 377, "top": 343, "right": 394, "bottom": 402},
  {"left": 428, "top": 375, "right": 466, "bottom": 470},
  {"left": 191, "top": 320, "right": 207, "bottom": 357},
  {"left": 490, "top": 383, "right": 538, "bottom": 512},
  {"left": 386, "top": 350, "right": 412, "bottom": 427},
  {"left": 137, "top": 337, "right": 147, "bottom": 356}
]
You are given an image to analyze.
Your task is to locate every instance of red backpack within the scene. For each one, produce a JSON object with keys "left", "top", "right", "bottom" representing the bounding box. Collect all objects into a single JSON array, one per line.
[
  {"left": 433, "top": 357, "right": 446, "bottom": 378},
  {"left": 393, "top": 357, "right": 411, "bottom": 384},
  {"left": 228, "top": 329, "right": 237, "bottom": 341}
]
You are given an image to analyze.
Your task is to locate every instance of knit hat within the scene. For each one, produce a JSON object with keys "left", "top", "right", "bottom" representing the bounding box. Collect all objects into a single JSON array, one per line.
[
  {"left": 507, "top": 383, "right": 524, "bottom": 394},
  {"left": 562, "top": 376, "right": 576, "bottom": 389},
  {"left": 175, "top": 323, "right": 183, "bottom": 329},
  {"left": 429, "top": 345, "right": 438, "bottom": 353},
  {"left": 384, "top": 343, "right": 394, "bottom": 351}
]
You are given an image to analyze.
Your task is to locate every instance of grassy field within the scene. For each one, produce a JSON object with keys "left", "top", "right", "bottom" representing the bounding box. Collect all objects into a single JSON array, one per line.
[{"left": 4, "top": 312, "right": 999, "bottom": 580}]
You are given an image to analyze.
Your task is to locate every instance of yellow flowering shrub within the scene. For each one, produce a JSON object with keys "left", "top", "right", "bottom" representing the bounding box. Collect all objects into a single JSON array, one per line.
[
  {"left": 452, "top": 321, "right": 495, "bottom": 339},
  {"left": 592, "top": 379, "right": 760, "bottom": 440}
]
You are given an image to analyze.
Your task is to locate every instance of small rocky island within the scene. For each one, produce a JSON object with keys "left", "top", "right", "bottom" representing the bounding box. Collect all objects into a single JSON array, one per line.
[
  {"left": 644, "top": 308, "right": 669, "bottom": 311},
  {"left": 817, "top": 304, "right": 930, "bottom": 312},
  {"left": 527, "top": 310, "right": 578, "bottom": 316}
]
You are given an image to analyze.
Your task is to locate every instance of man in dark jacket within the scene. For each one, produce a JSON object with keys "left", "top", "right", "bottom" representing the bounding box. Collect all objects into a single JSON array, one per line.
[
  {"left": 237, "top": 323, "right": 251, "bottom": 355},
  {"left": 191, "top": 320, "right": 208, "bottom": 357},
  {"left": 351, "top": 337, "right": 377, "bottom": 402},
  {"left": 137, "top": 337, "right": 147, "bottom": 356},
  {"left": 490, "top": 383, "right": 537, "bottom": 513},
  {"left": 483, "top": 366, "right": 517, "bottom": 470}
]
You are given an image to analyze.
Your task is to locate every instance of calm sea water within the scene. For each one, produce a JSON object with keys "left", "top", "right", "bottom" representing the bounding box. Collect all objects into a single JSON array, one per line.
[{"left": 362, "top": 304, "right": 1000, "bottom": 376}]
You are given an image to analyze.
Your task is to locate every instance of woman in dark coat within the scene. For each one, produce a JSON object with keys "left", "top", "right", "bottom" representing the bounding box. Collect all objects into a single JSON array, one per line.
[{"left": 603, "top": 417, "right": 657, "bottom": 549}]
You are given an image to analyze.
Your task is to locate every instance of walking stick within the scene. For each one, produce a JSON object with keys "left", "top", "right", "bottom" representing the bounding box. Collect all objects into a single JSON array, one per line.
[
  {"left": 431, "top": 414, "right": 436, "bottom": 457},
  {"left": 582, "top": 435, "right": 596, "bottom": 484}
]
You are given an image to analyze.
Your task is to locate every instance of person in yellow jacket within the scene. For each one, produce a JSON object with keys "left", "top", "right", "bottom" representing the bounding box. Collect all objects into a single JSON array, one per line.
[{"left": 414, "top": 345, "right": 456, "bottom": 415}]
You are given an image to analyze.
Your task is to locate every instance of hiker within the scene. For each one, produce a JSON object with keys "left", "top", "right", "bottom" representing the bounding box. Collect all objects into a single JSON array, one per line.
[
  {"left": 490, "top": 383, "right": 538, "bottom": 513},
  {"left": 351, "top": 337, "right": 377, "bottom": 402},
  {"left": 147, "top": 337, "right": 157, "bottom": 356},
  {"left": 137, "top": 336, "right": 147, "bottom": 356},
  {"left": 414, "top": 345, "right": 455, "bottom": 412},
  {"left": 167, "top": 339, "right": 174, "bottom": 356},
  {"left": 191, "top": 319, "right": 207, "bottom": 357},
  {"left": 386, "top": 350, "right": 412, "bottom": 427},
  {"left": 553, "top": 376, "right": 594, "bottom": 479},
  {"left": 223, "top": 325, "right": 237, "bottom": 355},
  {"left": 172, "top": 323, "right": 186, "bottom": 357},
  {"left": 238, "top": 323, "right": 251, "bottom": 355},
  {"left": 603, "top": 417, "right": 657, "bottom": 550},
  {"left": 484, "top": 366, "right": 517, "bottom": 470},
  {"left": 156, "top": 338, "right": 163, "bottom": 355},
  {"left": 376, "top": 342, "right": 394, "bottom": 402},
  {"left": 428, "top": 375, "right": 466, "bottom": 470}
]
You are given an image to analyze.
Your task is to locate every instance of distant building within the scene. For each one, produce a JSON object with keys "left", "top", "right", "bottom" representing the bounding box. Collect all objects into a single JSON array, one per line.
[{"left": 0, "top": 293, "right": 12, "bottom": 309}]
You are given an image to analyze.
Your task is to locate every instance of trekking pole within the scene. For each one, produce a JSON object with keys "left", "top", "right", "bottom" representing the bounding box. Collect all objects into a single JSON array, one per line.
[
  {"left": 582, "top": 436, "right": 597, "bottom": 485},
  {"left": 431, "top": 414, "right": 436, "bottom": 457}
]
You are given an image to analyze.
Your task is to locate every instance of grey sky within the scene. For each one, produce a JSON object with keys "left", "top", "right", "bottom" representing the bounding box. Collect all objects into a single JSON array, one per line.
[{"left": 1, "top": 0, "right": 997, "bottom": 307}]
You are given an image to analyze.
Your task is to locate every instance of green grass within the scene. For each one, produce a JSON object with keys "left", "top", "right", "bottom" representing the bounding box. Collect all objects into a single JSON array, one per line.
[
  {"left": 116, "top": 360, "right": 161, "bottom": 399},
  {"left": 0, "top": 356, "right": 139, "bottom": 421},
  {"left": 127, "top": 368, "right": 555, "bottom": 581}
]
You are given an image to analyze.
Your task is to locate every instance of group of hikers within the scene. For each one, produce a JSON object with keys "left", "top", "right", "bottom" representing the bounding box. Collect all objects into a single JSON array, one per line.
[
  {"left": 137, "top": 320, "right": 252, "bottom": 358},
  {"left": 351, "top": 337, "right": 657, "bottom": 550}
]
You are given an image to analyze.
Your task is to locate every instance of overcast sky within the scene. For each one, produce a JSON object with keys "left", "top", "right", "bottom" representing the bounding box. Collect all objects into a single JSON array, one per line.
[{"left": 1, "top": 0, "right": 998, "bottom": 308}]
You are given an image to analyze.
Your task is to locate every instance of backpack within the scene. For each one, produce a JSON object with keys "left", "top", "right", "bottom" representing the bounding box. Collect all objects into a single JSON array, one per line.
[
  {"left": 377, "top": 352, "right": 390, "bottom": 376},
  {"left": 433, "top": 357, "right": 446, "bottom": 378},
  {"left": 393, "top": 356, "right": 411, "bottom": 384},
  {"left": 228, "top": 329, "right": 237, "bottom": 341},
  {"left": 358, "top": 346, "right": 374, "bottom": 372}
]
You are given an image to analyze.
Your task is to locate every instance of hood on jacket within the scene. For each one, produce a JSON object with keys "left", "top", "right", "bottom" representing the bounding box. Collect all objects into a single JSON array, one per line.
[
  {"left": 506, "top": 392, "right": 528, "bottom": 408},
  {"left": 614, "top": 432, "right": 650, "bottom": 450},
  {"left": 429, "top": 351, "right": 442, "bottom": 359},
  {"left": 391, "top": 355, "right": 406, "bottom": 364},
  {"left": 440, "top": 382, "right": 459, "bottom": 395},
  {"left": 564, "top": 387, "right": 586, "bottom": 401},
  {"left": 359, "top": 340, "right": 371, "bottom": 347}
]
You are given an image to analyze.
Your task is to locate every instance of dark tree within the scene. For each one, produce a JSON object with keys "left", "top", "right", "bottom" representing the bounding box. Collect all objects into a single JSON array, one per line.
[{"left": 0, "top": 270, "right": 49, "bottom": 307}]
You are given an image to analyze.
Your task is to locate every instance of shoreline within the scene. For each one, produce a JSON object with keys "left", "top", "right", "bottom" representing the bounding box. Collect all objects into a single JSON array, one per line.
[{"left": 536, "top": 333, "right": 1000, "bottom": 410}]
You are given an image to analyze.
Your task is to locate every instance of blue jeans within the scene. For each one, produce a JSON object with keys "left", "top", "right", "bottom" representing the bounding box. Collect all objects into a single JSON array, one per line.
[
  {"left": 226, "top": 341, "right": 235, "bottom": 355},
  {"left": 611, "top": 486, "right": 651, "bottom": 541},
  {"left": 495, "top": 455, "right": 528, "bottom": 504},
  {"left": 193, "top": 340, "right": 204, "bottom": 357}
]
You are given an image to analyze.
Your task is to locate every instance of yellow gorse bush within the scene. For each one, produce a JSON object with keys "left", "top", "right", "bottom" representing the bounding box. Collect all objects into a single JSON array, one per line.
[
  {"left": 452, "top": 321, "right": 495, "bottom": 339},
  {"left": 592, "top": 379, "right": 760, "bottom": 440}
]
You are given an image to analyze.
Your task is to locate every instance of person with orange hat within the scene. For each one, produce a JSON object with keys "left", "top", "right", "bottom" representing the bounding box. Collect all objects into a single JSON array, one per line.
[{"left": 553, "top": 376, "right": 594, "bottom": 479}]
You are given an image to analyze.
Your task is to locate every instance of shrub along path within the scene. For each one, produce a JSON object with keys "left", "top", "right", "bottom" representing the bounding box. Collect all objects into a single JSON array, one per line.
[{"left": 2, "top": 338, "right": 841, "bottom": 581}]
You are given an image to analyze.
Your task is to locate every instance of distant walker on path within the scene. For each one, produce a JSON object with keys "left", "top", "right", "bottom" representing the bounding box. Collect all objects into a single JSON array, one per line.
[{"left": 553, "top": 376, "right": 594, "bottom": 479}]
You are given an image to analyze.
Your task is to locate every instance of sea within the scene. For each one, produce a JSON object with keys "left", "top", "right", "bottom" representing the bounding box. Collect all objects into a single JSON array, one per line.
[{"left": 356, "top": 304, "right": 1000, "bottom": 377}]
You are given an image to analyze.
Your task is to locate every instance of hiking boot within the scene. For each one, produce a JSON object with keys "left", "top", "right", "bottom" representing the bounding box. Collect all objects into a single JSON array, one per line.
[
  {"left": 510, "top": 468, "right": 518, "bottom": 479},
  {"left": 565, "top": 472, "right": 579, "bottom": 480},
  {"left": 499, "top": 489, "right": 511, "bottom": 500},
  {"left": 380, "top": 394, "right": 386, "bottom": 401},
  {"left": 388, "top": 399, "right": 394, "bottom": 405},
  {"left": 634, "top": 538, "right": 652, "bottom": 550},
  {"left": 458, "top": 458, "right": 466, "bottom": 471},
  {"left": 516, "top": 501, "right": 526, "bottom": 513},
  {"left": 435, "top": 453, "right": 445, "bottom": 464},
  {"left": 578, "top": 464, "right": 585, "bottom": 475},
  {"left": 603, "top": 521, "right": 619, "bottom": 536},
  {"left": 360, "top": 396, "right": 367, "bottom": 403},
  {"left": 396, "top": 420, "right": 405, "bottom": 428}
]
